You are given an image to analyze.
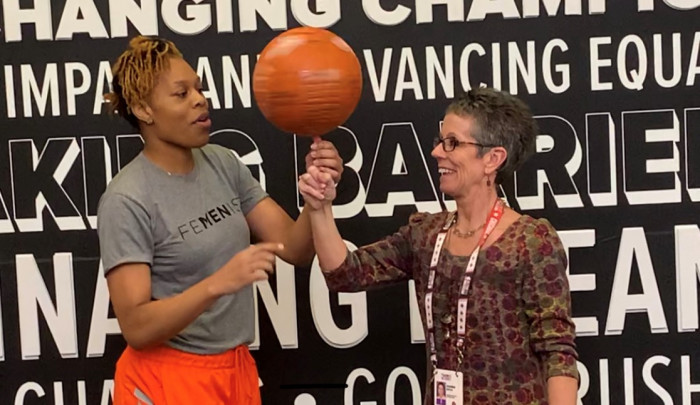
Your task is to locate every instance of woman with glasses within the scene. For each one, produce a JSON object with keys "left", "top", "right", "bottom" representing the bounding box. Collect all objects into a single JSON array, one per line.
[
  {"left": 97, "top": 36, "right": 343, "bottom": 405},
  {"left": 298, "top": 87, "right": 579, "bottom": 405}
]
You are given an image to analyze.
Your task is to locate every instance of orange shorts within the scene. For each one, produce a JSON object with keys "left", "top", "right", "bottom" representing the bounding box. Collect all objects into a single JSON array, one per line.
[{"left": 112, "top": 344, "right": 261, "bottom": 405}]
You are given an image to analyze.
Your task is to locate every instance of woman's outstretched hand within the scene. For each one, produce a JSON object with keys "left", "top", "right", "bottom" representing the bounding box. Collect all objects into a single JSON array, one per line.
[{"left": 299, "top": 165, "right": 336, "bottom": 210}]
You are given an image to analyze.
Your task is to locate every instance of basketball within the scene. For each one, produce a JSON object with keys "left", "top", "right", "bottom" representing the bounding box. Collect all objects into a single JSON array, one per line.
[{"left": 252, "top": 27, "right": 363, "bottom": 137}]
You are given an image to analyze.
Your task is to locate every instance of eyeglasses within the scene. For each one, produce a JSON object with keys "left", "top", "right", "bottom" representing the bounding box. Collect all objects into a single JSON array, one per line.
[{"left": 432, "top": 136, "right": 498, "bottom": 152}]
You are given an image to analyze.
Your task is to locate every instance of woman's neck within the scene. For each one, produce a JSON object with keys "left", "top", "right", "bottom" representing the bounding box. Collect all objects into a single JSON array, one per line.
[
  {"left": 142, "top": 139, "right": 194, "bottom": 175},
  {"left": 453, "top": 186, "right": 498, "bottom": 231}
]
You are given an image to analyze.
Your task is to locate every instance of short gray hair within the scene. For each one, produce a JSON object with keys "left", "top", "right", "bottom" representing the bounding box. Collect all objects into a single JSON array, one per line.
[{"left": 446, "top": 87, "right": 537, "bottom": 184}]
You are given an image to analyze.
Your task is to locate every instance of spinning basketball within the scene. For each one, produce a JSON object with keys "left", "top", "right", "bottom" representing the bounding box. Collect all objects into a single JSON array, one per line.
[{"left": 253, "top": 27, "right": 362, "bottom": 137}]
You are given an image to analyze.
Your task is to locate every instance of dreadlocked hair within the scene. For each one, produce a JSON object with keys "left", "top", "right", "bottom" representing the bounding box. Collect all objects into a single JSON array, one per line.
[{"left": 104, "top": 36, "right": 183, "bottom": 128}]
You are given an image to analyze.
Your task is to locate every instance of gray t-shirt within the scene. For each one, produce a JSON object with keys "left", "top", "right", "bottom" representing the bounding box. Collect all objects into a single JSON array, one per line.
[{"left": 97, "top": 144, "right": 268, "bottom": 354}]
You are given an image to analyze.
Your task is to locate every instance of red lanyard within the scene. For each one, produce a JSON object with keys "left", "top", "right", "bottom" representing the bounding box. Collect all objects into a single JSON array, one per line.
[{"left": 425, "top": 199, "right": 505, "bottom": 371}]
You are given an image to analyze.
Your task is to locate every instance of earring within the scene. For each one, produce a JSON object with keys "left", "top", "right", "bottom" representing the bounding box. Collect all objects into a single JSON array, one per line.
[
  {"left": 146, "top": 119, "right": 153, "bottom": 125},
  {"left": 487, "top": 179, "right": 491, "bottom": 187}
]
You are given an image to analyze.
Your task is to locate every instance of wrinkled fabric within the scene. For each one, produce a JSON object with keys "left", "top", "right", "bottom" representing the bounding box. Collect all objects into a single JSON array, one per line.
[{"left": 324, "top": 211, "right": 578, "bottom": 405}]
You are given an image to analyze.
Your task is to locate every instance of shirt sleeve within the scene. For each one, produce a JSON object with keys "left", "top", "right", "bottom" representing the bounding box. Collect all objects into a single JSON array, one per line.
[
  {"left": 97, "top": 192, "right": 154, "bottom": 275},
  {"left": 323, "top": 212, "right": 426, "bottom": 292},
  {"left": 217, "top": 146, "right": 268, "bottom": 215},
  {"left": 522, "top": 218, "right": 579, "bottom": 380}
]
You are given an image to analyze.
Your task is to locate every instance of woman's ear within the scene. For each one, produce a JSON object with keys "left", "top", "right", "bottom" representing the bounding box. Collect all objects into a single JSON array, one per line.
[
  {"left": 484, "top": 146, "right": 508, "bottom": 176},
  {"left": 131, "top": 101, "right": 154, "bottom": 125}
]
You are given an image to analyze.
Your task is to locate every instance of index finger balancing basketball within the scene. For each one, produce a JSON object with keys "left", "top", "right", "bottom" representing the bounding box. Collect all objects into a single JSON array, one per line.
[{"left": 252, "top": 27, "right": 363, "bottom": 137}]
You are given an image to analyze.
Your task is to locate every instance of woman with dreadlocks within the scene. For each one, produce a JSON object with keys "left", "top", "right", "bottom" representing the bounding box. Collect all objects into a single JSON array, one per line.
[{"left": 97, "top": 36, "right": 343, "bottom": 404}]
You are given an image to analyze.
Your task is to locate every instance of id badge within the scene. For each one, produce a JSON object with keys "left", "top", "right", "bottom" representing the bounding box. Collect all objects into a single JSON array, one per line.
[{"left": 433, "top": 368, "right": 463, "bottom": 405}]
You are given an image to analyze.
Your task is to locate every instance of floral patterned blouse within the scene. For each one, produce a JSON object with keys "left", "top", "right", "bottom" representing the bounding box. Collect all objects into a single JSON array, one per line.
[{"left": 323, "top": 211, "right": 579, "bottom": 405}]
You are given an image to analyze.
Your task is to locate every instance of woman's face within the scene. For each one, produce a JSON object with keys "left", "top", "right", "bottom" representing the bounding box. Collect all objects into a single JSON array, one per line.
[
  {"left": 437, "top": 383, "right": 445, "bottom": 396},
  {"left": 431, "top": 112, "right": 488, "bottom": 197},
  {"left": 139, "top": 57, "right": 211, "bottom": 149}
]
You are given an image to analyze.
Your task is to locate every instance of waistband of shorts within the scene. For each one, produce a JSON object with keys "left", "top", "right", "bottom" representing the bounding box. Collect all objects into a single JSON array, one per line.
[{"left": 123, "top": 344, "right": 251, "bottom": 369}]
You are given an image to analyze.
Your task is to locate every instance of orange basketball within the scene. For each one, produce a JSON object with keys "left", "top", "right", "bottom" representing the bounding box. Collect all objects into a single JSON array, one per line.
[{"left": 252, "top": 27, "right": 363, "bottom": 137}]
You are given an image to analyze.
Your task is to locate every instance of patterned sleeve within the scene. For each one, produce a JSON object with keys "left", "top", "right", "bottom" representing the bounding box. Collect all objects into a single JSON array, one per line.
[
  {"left": 522, "top": 218, "right": 579, "bottom": 380},
  {"left": 323, "top": 212, "right": 426, "bottom": 292}
]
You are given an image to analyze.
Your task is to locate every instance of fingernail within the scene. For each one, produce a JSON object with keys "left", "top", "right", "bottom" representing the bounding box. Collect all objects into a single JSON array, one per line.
[{"left": 278, "top": 244, "right": 284, "bottom": 249}]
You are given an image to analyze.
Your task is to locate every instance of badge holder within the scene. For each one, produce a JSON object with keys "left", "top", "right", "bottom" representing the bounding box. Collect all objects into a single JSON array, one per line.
[{"left": 433, "top": 368, "right": 463, "bottom": 405}]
